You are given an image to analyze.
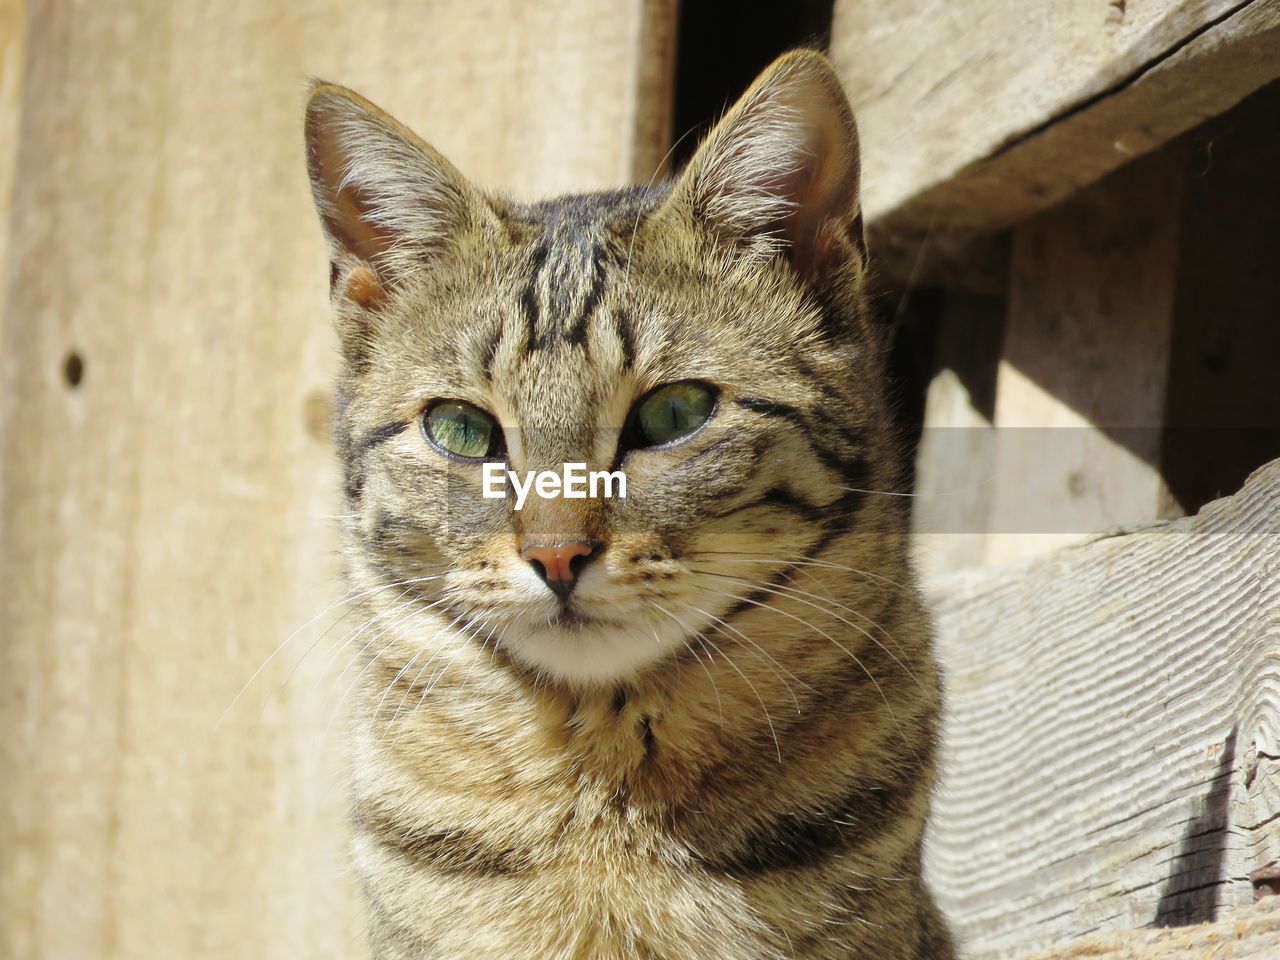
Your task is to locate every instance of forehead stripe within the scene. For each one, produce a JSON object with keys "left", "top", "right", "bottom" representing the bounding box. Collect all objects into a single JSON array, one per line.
[
  {"left": 615, "top": 309, "right": 635, "bottom": 369},
  {"left": 563, "top": 243, "right": 608, "bottom": 347},
  {"left": 521, "top": 240, "right": 550, "bottom": 351}
]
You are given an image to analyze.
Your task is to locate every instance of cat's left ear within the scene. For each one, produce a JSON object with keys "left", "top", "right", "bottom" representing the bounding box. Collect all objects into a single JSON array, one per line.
[{"left": 661, "top": 50, "right": 864, "bottom": 282}]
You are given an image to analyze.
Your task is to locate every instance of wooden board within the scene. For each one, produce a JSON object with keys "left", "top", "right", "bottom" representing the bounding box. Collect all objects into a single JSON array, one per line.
[
  {"left": 0, "top": 3, "right": 676, "bottom": 958},
  {"left": 924, "top": 458, "right": 1280, "bottom": 957},
  {"left": 1017, "top": 896, "right": 1280, "bottom": 959},
  {"left": 983, "top": 147, "right": 1185, "bottom": 566},
  {"left": 830, "top": 0, "right": 1280, "bottom": 270}
]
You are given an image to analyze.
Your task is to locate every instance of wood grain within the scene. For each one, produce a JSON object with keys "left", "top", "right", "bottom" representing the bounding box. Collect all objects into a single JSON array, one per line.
[
  {"left": 0, "top": 3, "right": 675, "bottom": 958},
  {"left": 925, "top": 458, "right": 1280, "bottom": 957},
  {"left": 830, "top": 0, "right": 1280, "bottom": 266},
  {"left": 1017, "top": 896, "right": 1280, "bottom": 959}
]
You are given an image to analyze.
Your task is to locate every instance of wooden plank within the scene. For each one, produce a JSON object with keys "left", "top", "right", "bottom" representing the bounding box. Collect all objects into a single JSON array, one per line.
[
  {"left": 0, "top": 3, "right": 675, "bottom": 958},
  {"left": 830, "top": 0, "right": 1280, "bottom": 269},
  {"left": 910, "top": 290, "right": 1005, "bottom": 582},
  {"left": 1017, "top": 896, "right": 1280, "bottom": 959},
  {"left": 924, "top": 458, "right": 1280, "bottom": 957},
  {"left": 982, "top": 147, "right": 1185, "bottom": 565}
]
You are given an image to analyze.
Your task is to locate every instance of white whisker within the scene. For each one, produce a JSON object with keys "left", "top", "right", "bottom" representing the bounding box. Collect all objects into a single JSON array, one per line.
[
  {"left": 214, "top": 572, "right": 447, "bottom": 732},
  {"left": 652, "top": 601, "right": 781, "bottom": 762}
]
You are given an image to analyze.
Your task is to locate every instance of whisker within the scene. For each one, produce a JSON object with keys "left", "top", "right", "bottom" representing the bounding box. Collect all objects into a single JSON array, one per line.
[
  {"left": 386, "top": 603, "right": 495, "bottom": 738},
  {"left": 651, "top": 611, "right": 723, "bottom": 726},
  {"left": 457, "top": 614, "right": 503, "bottom": 690},
  {"left": 686, "top": 551, "right": 909, "bottom": 593},
  {"left": 674, "top": 598, "right": 807, "bottom": 713},
  {"left": 834, "top": 476, "right": 997, "bottom": 499},
  {"left": 408, "top": 636, "right": 475, "bottom": 717},
  {"left": 317, "top": 618, "right": 411, "bottom": 745},
  {"left": 323, "top": 598, "right": 447, "bottom": 742},
  {"left": 215, "top": 572, "right": 447, "bottom": 732},
  {"left": 689, "top": 634, "right": 727, "bottom": 729},
  {"left": 688, "top": 585, "right": 919, "bottom": 760},
  {"left": 688, "top": 569, "right": 921, "bottom": 688},
  {"left": 373, "top": 599, "right": 483, "bottom": 737},
  {"left": 273, "top": 574, "right": 450, "bottom": 703},
  {"left": 322, "top": 591, "right": 452, "bottom": 721},
  {"left": 371, "top": 645, "right": 431, "bottom": 730},
  {"left": 652, "top": 601, "right": 782, "bottom": 762},
  {"left": 316, "top": 591, "right": 427, "bottom": 694}
]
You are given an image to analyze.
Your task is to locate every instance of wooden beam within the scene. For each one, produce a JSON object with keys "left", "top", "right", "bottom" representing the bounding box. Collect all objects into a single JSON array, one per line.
[
  {"left": 924, "top": 458, "right": 1280, "bottom": 956},
  {"left": 0, "top": 2, "right": 676, "bottom": 957},
  {"left": 831, "top": 0, "right": 1280, "bottom": 270}
]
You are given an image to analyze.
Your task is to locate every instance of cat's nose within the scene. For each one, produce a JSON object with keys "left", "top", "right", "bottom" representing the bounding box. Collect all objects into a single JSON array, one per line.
[{"left": 521, "top": 541, "right": 600, "bottom": 601}]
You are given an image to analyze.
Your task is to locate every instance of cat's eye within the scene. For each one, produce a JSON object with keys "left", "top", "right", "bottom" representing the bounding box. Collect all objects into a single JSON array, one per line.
[
  {"left": 422, "top": 400, "right": 501, "bottom": 460},
  {"left": 630, "top": 381, "right": 718, "bottom": 448}
]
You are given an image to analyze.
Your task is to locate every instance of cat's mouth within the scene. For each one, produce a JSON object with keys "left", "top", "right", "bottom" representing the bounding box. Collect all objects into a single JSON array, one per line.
[
  {"left": 496, "top": 597, "right": 706, "bottom": 684},
  {"left": 547, "top": 607, "right": 616, "bottom": 631}
]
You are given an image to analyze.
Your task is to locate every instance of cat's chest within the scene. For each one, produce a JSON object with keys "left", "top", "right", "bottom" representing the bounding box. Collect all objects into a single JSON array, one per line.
[
  {"left": 358, "top": 711, "right": 693, "bottom": 852},
  {"left": 355, "top": 753, "right": 763, "bottom": 959},
  {"left": 359, "top": 817, "right": 761, "bottom": 960}
]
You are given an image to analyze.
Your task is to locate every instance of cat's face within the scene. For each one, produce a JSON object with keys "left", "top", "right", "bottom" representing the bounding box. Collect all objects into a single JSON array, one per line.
[{"left": 308, "top": 52, "right": 885, "bottom": 686}]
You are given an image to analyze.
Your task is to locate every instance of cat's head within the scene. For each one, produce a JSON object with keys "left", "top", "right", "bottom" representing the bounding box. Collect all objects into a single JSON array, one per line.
[{"left": 305, "top": 51, "right": 896, "bottom": 687}]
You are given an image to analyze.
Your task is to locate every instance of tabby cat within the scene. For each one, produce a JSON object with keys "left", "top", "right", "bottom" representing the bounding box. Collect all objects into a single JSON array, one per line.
[{"left": 304, "top": 49, "right": 954, "bottom": 960}]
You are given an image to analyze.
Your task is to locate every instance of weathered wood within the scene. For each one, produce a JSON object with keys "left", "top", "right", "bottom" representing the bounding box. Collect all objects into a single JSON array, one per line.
[
  {"left": 0, "top": 2, "right": 675, "bottom": 958},
  {"left": 984, "top": 148, "right": 1185, "bottom": 566},
  {"left": 830, "top": 0, "right": 1280, "bottom": 273},
  {"left": 910, "top": 290, "right": 1005, "bottom": 583},
  {"left": 924, "top": 458, "right": 1280, "bottom": 957},
  {"left": 1017, "top": 896, "right": 1280, "bottom": 959}
]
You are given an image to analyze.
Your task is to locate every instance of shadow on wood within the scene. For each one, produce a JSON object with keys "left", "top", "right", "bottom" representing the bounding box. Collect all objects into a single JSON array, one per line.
[{"left": 1153, "top": 727, "right": 1235, "bottom": 927}]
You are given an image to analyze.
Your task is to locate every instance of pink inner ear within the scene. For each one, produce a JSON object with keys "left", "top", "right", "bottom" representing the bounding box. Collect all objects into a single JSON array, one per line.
[
  {"left": 784, "top": 153, "right": 859, "bottom": 281},
  {"left": 307, "top": 98, "right": 403, "bottom": 273},
  {"left": 776, "top": 90, "right": 862, "bottom": 280},
  {"left": 331, "top": 185, "right": 388, "bottom": 264},
  {"left": 313, "top": 135, "right": 396, "bottom": 267}
]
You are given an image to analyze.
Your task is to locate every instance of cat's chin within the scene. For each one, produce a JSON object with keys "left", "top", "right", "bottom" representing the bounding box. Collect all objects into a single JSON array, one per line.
[{"left": 501, "top": 611, "right": 694, "bottom": 687}]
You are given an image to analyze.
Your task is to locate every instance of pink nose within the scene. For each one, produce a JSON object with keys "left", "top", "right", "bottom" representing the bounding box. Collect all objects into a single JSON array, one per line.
[{"left": 520, "top": 541, "right": 597, "bottom": 600}]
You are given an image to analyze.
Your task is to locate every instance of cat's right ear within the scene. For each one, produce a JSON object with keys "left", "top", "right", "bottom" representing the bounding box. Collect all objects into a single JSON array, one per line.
[
  {"left": 658, "top": 50, "right": 863, "bottom": 285},
  {"left": 304, "top": 81, "right": 480, "bottom": 306}
]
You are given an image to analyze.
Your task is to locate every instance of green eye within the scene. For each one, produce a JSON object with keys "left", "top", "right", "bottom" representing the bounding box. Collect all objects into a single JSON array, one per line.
[
  {"left": 632, "top": 381, "right": 717, "bottom": 448},
  {"left": 423, "top": 401, "right": 499, "bottom": 459}
]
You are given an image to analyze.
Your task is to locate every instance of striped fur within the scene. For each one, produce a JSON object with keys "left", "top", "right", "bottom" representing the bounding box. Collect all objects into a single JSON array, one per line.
[{"left": 305, "top": 50, "right": 954, "bottom": 959}]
